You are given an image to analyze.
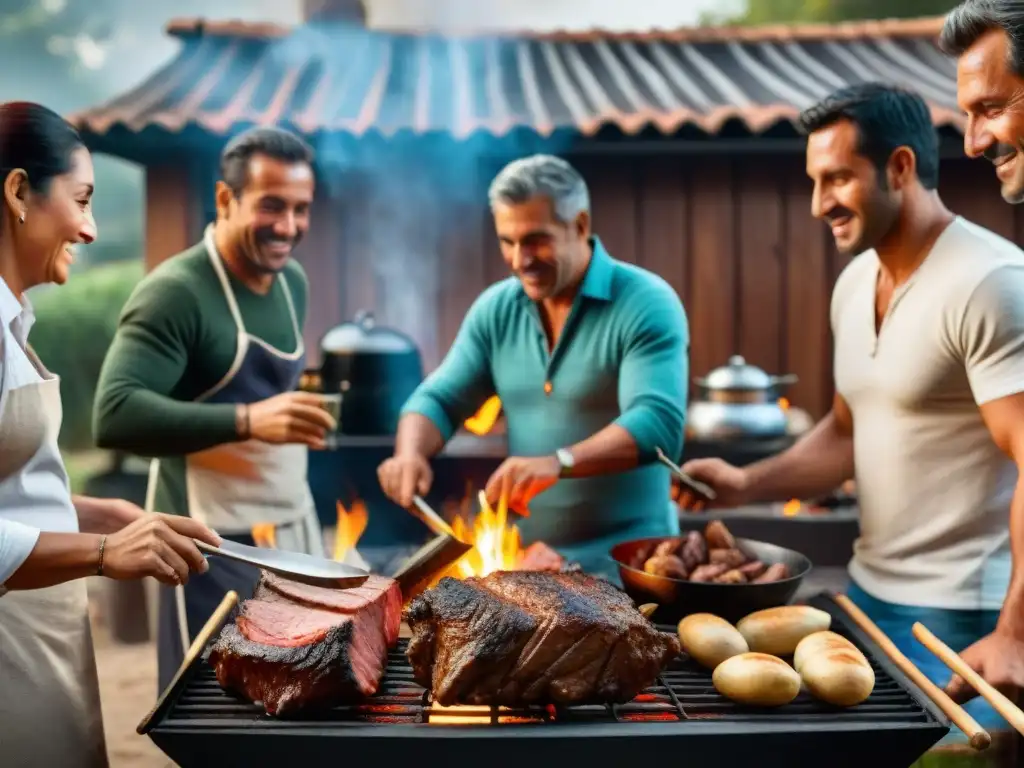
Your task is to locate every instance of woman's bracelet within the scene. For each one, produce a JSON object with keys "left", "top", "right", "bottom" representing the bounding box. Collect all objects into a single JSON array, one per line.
[{"left": 97, "top": 535, "right": 107, "bottom": 576}]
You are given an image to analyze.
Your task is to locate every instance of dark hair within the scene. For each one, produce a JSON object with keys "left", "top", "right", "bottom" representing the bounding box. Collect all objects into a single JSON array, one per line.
[
  {"left": 220, "top": 126, "right": 315, "bottom": 196},
  {"left": 939, "top": 0, "right": 1024, "bottom": 77},
  {"left": 0, "top": 101, "right": 84, "bottom": 197},
  {"left": 797, "top": 83, "right": 939, "bottom": 190}
]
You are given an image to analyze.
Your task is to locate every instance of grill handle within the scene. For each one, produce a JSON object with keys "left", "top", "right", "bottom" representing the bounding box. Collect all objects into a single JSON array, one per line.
[
  {"left": 912, "top": 622, "right": 1024, "bottom": 738},
  {"left": 136, "top": 590, "right": 240, "bottom": 736},
  {"left": 833, "top": 593, "right": 991, "bottom": 751}
]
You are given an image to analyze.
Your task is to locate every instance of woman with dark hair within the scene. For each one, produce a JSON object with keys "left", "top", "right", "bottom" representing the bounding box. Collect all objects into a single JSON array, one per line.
[{"left": 0, "top": 102, "right": 221, "bottom": 767}]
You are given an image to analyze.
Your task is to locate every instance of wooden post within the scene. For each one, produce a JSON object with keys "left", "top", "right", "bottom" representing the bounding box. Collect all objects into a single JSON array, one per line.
[{"left": 144, "top": 165, "right": 202, "bottom": 271}]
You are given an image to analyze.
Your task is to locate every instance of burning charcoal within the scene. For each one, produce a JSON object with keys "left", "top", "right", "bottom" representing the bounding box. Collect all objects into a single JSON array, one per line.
[
  {"left": 704, "top": 520, "right": 736, "bottom": 550},
  {"left": 752, "top": 563, "right": 791, "bottom": 583},
  {"left": 688, "top": 563, "right": 729, "bottom": 583},
  {"left": 738, "top": 560, "right": 767, "bottom": 580},
  {"left": 679, "top": 531, "right": 708, "bottom": 571},
  {"left": 713, "top": 568, "right": 748, "bottom": 584},
  {"left": 653, "top": 539, "right": 682, "bottom": 558},
  {"left": 709, "top": 548, "right": 748, "bottom": 568},
  {"left": 643, "top": 554, "right": 689, "bottom": 580}
]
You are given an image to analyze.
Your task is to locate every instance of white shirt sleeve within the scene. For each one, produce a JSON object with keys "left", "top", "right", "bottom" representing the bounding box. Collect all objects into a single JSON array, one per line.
[
  {"left": 0, "top": 319, "right": 41, "bottom": 594},
  {"left": 960, "top": 264, "right": 1024, "bottom": 405},
  {"left": 0, "top": 518, "right": 41, "bottom": 595}
]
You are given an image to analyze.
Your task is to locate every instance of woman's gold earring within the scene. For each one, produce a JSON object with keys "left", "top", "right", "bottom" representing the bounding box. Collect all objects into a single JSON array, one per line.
[{"left": 18, "top": 212, "right": 25, "bottom": 224}]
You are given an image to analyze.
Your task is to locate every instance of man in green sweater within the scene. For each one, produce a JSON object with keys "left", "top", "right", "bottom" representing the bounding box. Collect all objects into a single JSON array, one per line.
[{"left": 94, "top": 127, "right": 335, "bottom": 689}]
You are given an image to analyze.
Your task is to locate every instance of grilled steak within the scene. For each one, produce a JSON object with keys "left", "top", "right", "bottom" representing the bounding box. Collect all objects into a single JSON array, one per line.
[
  {"left": 405, "top": 570, "right": 681, "bottom": 707},
  {"left": 209, "top": 572, "right": 401, "bottom": 715}
]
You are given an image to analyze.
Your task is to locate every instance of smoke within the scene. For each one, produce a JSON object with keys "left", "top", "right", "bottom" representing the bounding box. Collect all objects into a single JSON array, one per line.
[{"left": 262, "top": 21, "right": 576, "bottom": 366}]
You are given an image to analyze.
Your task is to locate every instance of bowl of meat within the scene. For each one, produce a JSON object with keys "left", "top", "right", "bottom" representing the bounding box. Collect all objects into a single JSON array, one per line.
[{"left": 610, "top": 521, "right": 811, "bottom": 624}]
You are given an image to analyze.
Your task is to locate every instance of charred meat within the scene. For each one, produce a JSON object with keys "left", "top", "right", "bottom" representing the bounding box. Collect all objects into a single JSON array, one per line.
[
  {"left": 209, "top": 572, "right": 401, "bottom": 716},
  {"left": 405, "top": 570, "right": 680, "bottom": 707}
]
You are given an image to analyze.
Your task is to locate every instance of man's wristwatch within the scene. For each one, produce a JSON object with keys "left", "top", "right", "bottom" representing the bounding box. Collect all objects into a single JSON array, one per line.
[{"left": 555, "top": 448, "right": 575, "bottom": 479}]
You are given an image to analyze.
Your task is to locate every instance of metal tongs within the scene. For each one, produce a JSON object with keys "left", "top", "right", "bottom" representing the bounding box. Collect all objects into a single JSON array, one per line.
[
  {"left": 194, "top": 538, "right": 370, "bottom": 589},
  {"left": 391, "top": 496, "right": 473, "bottom": 597},
  {"left": 656, "top": 446, "right": 717, "bottom": 502}
]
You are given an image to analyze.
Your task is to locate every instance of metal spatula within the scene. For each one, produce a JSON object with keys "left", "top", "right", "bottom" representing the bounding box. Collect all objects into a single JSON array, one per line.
[{"left": 194, "top": 538, "right": 370, "bottom": 589}]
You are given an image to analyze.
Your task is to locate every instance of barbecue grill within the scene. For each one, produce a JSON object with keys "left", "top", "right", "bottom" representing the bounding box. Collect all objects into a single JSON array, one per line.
[{"left": 142, "top": 592, "right": 950, "bottom": 768}]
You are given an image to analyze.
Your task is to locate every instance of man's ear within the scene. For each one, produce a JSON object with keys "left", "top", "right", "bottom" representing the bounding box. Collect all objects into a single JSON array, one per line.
[
  {"left": 214, "top": 180, "right": 235, "bottom": 219},
  {"left": 887, "top": 146, "right": 917, "bottom": 191},
  {"left": 575, "top": 209, "right": 591, "bottom": 239}
]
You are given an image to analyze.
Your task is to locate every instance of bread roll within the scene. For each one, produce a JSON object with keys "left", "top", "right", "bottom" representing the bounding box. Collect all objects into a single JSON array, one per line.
[
  {"left": 677, "top": 613, "right": 749, "bottom": 669},
  {"left": 800, "top": 649, "right": 875, "bottom": 707},
  {"left": 712, "top": 652, "right": 801, "bottom": 707},
  {"left": 793, "top": 631, "right": 865, "bottom": 674},
  {"left": 736, "top": 605, "right": 832, "bottom": 656}
]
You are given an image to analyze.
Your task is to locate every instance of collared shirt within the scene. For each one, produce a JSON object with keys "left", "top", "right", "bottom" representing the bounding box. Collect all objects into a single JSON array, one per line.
[
  {"left": 401, "top": 238, "right": 689, "bottom": 568},
  {"left": 0, "top": 277, "right": 76, "bottom": 588}
]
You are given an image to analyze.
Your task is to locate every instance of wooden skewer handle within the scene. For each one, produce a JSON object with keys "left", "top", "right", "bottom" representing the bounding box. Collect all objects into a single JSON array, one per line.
[
  {"left": 912, "top": 622, "right": 1024, "bottom": 738},
  {"left": 834, "top": 593, "right": 991, "bottom": 751},
  {"left": 136, "top": 589, "right": 239, "bottom": 735}
]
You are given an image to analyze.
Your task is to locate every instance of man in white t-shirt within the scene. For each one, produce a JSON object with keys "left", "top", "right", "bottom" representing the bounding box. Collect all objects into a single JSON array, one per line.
[{"left": 677, "top": 82, "right": 1024, "bottom": 739}]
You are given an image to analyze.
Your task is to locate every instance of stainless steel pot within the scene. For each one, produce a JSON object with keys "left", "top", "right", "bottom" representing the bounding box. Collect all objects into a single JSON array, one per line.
[{"left": 687, "top": 355, "right": 797, "bottom": 440}]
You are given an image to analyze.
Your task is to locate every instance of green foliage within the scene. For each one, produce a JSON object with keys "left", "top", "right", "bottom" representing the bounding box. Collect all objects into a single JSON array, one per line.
[
  {"left": 29, "top": 260, "right": 143, "bottom": 451},
  {"left": 704, "top": 0, "right": 959, "bottom": 26}
]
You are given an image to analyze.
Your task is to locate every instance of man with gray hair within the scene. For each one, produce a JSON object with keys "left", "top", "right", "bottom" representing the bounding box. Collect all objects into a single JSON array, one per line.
[
  {"left": 377, "top": 154, "right": 688, "bottom": 576},
  {"left": 938, "top": 0, "right": 1024, "bottom": 729},
  {"left": 941, "top": 0, "right": 1024, "bottom": 203}
]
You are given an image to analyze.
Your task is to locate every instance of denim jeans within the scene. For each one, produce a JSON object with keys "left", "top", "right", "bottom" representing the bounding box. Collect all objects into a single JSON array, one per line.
[{"left": 845, "top": 581, "right": 1006, "bottom": 743}]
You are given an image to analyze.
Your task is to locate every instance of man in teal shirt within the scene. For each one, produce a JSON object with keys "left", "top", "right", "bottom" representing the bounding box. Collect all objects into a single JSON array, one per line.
[{"left": 378, "top": 155, "right": 688, "bottom": 576}]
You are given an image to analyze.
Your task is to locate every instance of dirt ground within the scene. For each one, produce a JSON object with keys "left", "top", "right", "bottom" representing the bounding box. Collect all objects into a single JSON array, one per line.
[{"left": 88, "top": 581, "right": 174, "bottom": 768}]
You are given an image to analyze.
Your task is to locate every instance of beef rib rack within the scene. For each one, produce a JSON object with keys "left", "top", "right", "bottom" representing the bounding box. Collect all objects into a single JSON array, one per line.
[
  {"left": 209, "top": 571, "right": 402, "bottom": 716},
  {"left": 405, "top": 570, "right": 680, "bottom": 707}
]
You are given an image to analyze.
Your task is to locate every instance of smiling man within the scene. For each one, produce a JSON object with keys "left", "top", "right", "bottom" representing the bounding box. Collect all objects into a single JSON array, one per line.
[
  {"left": 377, "top": 154, "right": 688, "bottom": 577},
  {"left": 93, "top": 126, "right": 335, "bottom": 689},
  {"left": 941, "top": 1, "right": 1024, "bottom": 203},
  {"left": 675, "top": 83, "right": 1024, "bottom": 742}
]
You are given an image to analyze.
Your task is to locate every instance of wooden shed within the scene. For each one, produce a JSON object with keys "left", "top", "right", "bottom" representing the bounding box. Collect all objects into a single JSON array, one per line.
[{"left": 69, "top": 9, "right": 1019, "bottom": 421}]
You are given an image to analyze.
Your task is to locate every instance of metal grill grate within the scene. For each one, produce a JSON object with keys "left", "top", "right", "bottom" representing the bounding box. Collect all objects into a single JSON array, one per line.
[
  {"left": 168, "top": 632, "right": 930, "bottom": 728},
  {"left": 147, "top": 593, "right": 949, "bottom": 768}
]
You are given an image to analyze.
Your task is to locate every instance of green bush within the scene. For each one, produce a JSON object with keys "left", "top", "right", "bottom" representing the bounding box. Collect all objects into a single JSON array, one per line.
[{"left": 29, "top": 260, "right": 144, "bottom": 451}]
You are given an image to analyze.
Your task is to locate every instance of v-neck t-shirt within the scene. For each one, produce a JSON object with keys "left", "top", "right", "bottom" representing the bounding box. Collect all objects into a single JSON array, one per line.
[
  {"left": 401, "top": 238, "right": 689, "bottom": 564},
  {"left": 833, "top": 217, "right": 1024, "bottom": 610}
]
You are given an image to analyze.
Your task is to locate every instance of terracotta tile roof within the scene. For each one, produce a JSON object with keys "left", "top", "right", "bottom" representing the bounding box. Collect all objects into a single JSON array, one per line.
[{"left": 70, "top": 15, "right": 963, "bottom": 141}]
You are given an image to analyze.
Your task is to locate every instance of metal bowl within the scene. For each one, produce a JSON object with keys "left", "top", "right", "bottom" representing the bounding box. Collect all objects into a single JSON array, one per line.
[{"left": 610, "top": 536, "right": 812, "bottom": 624}]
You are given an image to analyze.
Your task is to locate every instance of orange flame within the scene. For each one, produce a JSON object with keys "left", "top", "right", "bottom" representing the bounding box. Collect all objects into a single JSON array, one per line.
[
  {"left": 428, "top": 703, "right": 532, "bottom": 725},
  {"left": 448, "top": 491, "right": 525, "bottom": 578},
  {"left": 463, "top": 396, "right": 502, "bottom": 436},
  {"left": 333, "top": 500, "right": 368, "bottom": 562},
  {"left": 251, "top": 523, "right": 277, "bottom": 549},
  {"left": 782, "top": 499, "right": 802, "bottom": 517},
  {"left": 777, "top": 397, "right": 791, "bottom": 411}
]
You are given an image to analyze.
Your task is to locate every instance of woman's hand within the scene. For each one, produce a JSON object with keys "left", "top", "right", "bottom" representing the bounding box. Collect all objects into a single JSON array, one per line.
[
  {"left": 72, "top": 495, "right": 146, "bottom": 535},
  {"left": 102, "top": 513, "right": 221, "bottom": 587}
]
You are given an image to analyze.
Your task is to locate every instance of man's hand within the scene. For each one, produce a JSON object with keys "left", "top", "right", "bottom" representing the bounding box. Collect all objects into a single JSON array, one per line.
[
  {"left": 103, "top": 513, "right": 222, "bottom": 587},
  {"left": 484, "top": 456, "right": 561, "bottom": 514},
  {"left": 378, "top": 453, "right": 433, "bottom": 509},
  {"left": 246, "top": 392, "right": 336, "bottom": 449},
  {"left": 676, "top": 458, "right": 751, "bottom": 510},
  {"left": 945, "top": 630, "right": 1024, "bottom": 705},
  {"left": 73, "top": 495, "right": 146, "bottom": 535}
]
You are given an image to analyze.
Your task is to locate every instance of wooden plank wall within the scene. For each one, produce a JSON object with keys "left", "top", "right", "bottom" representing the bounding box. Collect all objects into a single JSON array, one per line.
[{"left": 303, "top": 152, "right": 1021, "bottom": 420}]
